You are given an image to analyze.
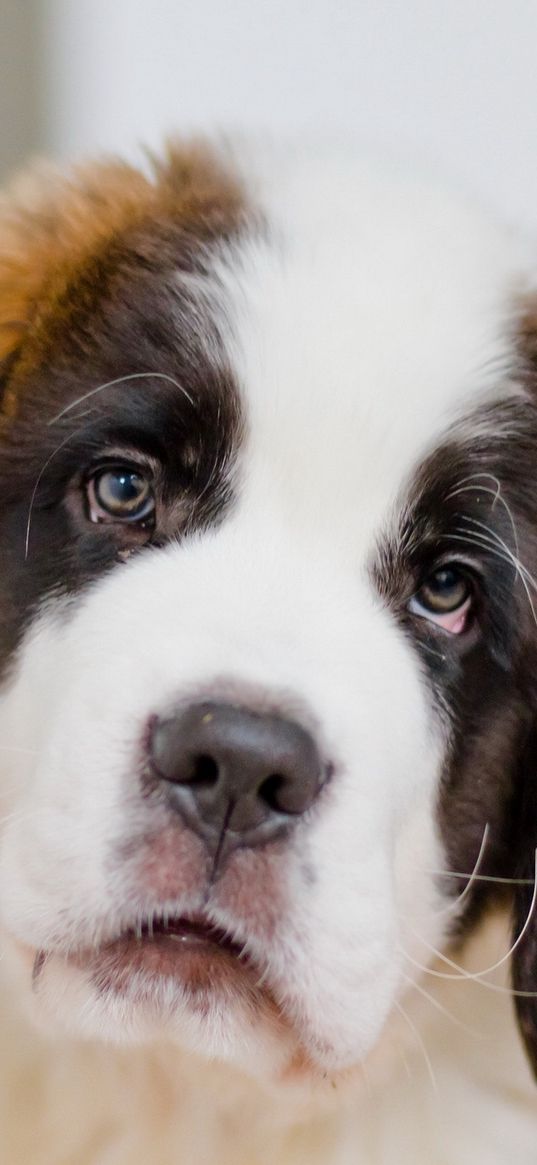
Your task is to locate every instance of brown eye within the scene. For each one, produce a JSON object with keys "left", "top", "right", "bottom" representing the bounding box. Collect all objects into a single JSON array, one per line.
[
  {"left": 87, "top": 467, "right": 155, "bottom": 524},
  {"left": 409, "top": 565, "right": 474, "bottom": 635},
  {"left": 415, "top": 566, "right": 470, "bottom": 614}
]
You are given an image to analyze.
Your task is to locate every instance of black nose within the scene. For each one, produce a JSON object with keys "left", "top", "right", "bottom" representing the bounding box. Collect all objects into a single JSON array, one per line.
[{"left": 148, "top": 701, "right": 324, "bottom": 848}]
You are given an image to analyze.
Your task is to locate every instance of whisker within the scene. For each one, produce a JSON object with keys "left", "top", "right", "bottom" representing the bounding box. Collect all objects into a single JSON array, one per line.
[
  {"left": 393, "top": 1000, "right": 438, "bottom": 1092},
  {"left": 48, "top": 372, "right": 195, "bottom": 426},
  {"left": 457, "top": 514, "right": 537, "bottom": 597},
  {"left": 460, "top": 514, "right": 526, "bottom": 574},
  {"left": 453, "top": 521, "right": 517, "bottom": 568},
  {"left": 461, "top": 849, "right": 537, "bottom": 979},
  {"left": 397, "top": 1040, "right": 413, "bottom": 1081},
  {"left": 401, "top": 858, "right": 537, "bottom": 988},
  {"left": 432, "top": 823, "right": 490, "bottom": 918},
  {"left": 25, "top": 429, "right": 81, "bottom": 560},
  {"left": 446, "top": 474, "right": 520, "bottom": 559},
  {"left": 443, "top": 531, "right": 515, "bottom": 575},
  {"left": 400, "top": 946, "right": 537, "bottom": 997},
  {"left": 443, "top": 529, "right": 537, "bottom": 627},
  {"left": 418, "top": 867, "right": 534, "bottom": 886},
  {"left": 400, "top": 971, "right": 480, "bottom": 1036}
]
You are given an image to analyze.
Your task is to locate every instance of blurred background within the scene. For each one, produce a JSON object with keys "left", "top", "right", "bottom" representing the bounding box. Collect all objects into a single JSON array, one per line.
[{"left": 2, "top": 0, "right": 537, "bottom": 229}]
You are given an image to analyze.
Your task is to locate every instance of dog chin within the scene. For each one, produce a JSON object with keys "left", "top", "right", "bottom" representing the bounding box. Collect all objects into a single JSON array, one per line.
[
  {"left": 7, "top": 927, "right": 397, "bottom": 1086},
  {"left": 8, "top": 934, "right": 295, "bottom": 1079}
]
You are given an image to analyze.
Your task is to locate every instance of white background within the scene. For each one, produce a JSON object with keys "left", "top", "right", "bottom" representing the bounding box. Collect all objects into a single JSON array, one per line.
[{"left": 4, "top": 1, "right": 537, "bottom": 230}]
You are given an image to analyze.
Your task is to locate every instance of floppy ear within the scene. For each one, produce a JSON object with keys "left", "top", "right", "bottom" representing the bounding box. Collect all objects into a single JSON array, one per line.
[{"left": 511, "top": 723, "right": 537, "bottom": 1079}]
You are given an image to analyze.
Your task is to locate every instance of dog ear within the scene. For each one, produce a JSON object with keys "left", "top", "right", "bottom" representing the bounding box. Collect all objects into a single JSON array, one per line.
[{"left": 511, "top": 723, "right": 537, "bottom": 1079}]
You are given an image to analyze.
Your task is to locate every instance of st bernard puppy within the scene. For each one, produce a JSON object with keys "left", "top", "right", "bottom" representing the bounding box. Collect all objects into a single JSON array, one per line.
[{"left": 0, "top": 139, "right": 535, "bottom": 1163}]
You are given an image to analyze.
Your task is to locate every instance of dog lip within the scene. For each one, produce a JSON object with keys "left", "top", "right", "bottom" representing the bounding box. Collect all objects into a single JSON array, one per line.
[
  {"left": 62, "top": 909, "right": 260, "bottom": 994},
  {"left": 127, "top": 912, "right": 246, "bottom": 959}
]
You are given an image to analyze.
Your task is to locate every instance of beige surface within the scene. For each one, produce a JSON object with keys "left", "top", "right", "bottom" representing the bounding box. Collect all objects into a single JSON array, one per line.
[{"left": 0, "top": 914, "right": 536, "bottom": 1165}]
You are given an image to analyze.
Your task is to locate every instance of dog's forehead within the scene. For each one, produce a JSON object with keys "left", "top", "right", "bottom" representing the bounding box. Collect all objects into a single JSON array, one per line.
[
  {"left": 217, "top": 151, "right": 526, "bottom": 536},
  {"left": 0, "top": 141, "right": 528, "bottom": 549}
]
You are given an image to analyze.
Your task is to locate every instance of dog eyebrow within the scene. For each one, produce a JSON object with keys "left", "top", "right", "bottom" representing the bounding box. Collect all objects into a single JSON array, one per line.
[{"left": 48, "top": 371, "right": 195, "bottom": 427}]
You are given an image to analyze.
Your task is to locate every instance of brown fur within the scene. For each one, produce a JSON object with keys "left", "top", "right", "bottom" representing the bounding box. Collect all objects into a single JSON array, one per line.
[{"left": 0, "top": 141, "right": 247, "bottom": 416}]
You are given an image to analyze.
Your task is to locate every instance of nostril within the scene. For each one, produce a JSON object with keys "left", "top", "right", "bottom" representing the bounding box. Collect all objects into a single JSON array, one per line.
[
  {"left": 189, "top": 754, "right": 220, "bottom": 787},
  {"left": 258, "top": 773, "right": 287, "bottom": 813}
]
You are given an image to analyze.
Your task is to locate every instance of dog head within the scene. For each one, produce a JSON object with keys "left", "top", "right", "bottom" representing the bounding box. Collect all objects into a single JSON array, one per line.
[{"left": 0, "top": 140, "right": 535, "bottom": 1082}]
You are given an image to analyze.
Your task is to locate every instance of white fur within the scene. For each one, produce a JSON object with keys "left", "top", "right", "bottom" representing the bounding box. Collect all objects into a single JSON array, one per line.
[{"left": 0, "top": 144, "right": 535, "bottom": 1160}]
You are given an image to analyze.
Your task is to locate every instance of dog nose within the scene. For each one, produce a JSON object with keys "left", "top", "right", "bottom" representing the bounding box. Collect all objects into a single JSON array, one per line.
[{"left": 148, "top": 701, "right": 324, "bottom": 847}]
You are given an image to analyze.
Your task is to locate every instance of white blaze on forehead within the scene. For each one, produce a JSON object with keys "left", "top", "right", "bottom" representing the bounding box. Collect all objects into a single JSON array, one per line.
[{"left": 218, "top": 146, "right": 527, "bottom": 543}]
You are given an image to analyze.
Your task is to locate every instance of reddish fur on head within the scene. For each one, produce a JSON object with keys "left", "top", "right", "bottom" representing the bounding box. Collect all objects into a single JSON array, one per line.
[{"left": 0, "top": 142, "right": 246, "bottom": 415}]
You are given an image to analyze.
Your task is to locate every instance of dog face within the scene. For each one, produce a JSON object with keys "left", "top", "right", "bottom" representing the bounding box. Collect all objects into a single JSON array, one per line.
[{"left": 0, "top": 142, "right": 535, "bottom": 1082}]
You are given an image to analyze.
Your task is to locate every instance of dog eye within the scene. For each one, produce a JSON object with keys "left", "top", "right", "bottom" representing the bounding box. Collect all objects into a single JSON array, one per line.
[
  {"left": 86, "top": 467, "right": 155, "bottom": 524},
  {"left": 409, "top": 565, "right": 473, "bottom": 634}
]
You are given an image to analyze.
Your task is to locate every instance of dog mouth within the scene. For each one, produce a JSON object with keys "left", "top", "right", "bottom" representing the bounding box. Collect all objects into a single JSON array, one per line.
[
  {"left": 61, "top": 911, "right": 263, "bottom": 999},
  {"left": 129, "top": 913, "right": 245, "bottom": 956}
]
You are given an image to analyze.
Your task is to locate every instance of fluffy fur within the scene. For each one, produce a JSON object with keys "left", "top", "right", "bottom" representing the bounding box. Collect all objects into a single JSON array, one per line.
[{"left": 0, "top": 139, "right": 535, "bottom": 1162}]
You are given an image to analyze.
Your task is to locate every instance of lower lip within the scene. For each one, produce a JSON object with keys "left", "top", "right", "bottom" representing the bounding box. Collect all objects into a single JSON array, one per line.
[{"left": 68, "top": 926, "right": 260, "bottom": 999}]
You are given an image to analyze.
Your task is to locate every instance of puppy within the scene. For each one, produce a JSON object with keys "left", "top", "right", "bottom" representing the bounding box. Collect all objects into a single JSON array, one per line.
[{"left": 0, "top": 139, "right": 535, "bottom": 1163}]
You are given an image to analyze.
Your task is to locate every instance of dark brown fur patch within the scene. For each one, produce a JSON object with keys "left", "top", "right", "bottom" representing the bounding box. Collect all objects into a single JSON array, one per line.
[
  {"left": 375, "top": 310, "right": 537, "bottom": 1080},
  {"left": 0, "top": 141, "right": 250, "bottom": 666}
]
